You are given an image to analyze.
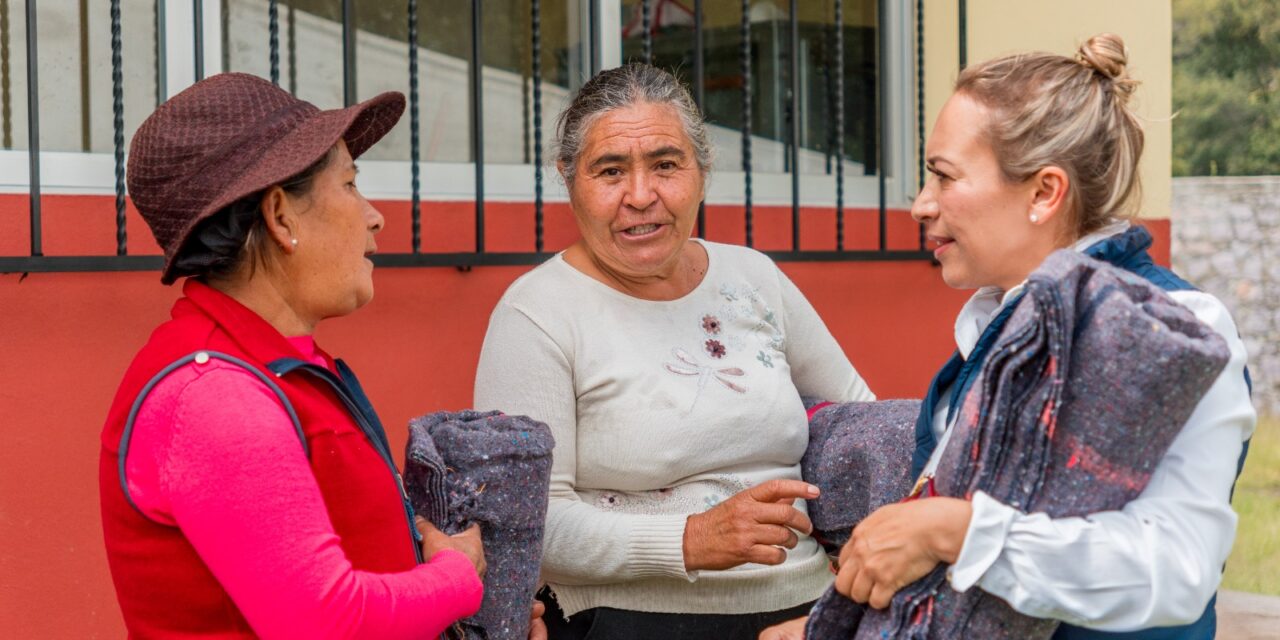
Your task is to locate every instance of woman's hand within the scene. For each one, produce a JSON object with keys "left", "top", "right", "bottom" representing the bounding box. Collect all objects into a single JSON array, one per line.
[
  {"left": 683, "top": 479, "right": 819, "bottom": 571},
  {"left": 527, "top": 600, "right": 547, "bottom": 640},
  {"left": 834, "top": 497, "right": 972, "bottom": 609},
  {"left": 416, "top": 517, "right": 487, "bottom": 578},
  {"left": 758, "top": 615, "right": 807, "bottom": 639}
]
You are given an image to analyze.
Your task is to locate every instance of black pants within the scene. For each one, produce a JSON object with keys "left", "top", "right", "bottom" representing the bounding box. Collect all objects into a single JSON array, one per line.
[{"left": 538, "top": 587, "right": 812, "bottom": 640}]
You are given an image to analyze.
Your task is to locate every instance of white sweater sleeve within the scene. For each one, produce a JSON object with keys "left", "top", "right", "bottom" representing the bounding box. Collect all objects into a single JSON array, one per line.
[
  {"left": 473, "top": 301, "right": 695, "bottom": 586},
  {"left": 947, "top": 291, "right": 1257, "bottom": 631},
  {"left": 776, "top": 268, "right": 876, "bottom": 403}
]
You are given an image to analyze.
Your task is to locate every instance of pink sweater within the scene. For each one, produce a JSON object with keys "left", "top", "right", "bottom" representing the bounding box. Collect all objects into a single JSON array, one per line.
[{"left": 124, "top": 336, "right": 483, "bottom": 639}]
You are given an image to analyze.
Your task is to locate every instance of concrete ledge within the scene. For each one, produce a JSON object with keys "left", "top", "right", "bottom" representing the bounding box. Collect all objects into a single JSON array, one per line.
[{"left": 1217, "top": 590, "right": 1280, "bottom": 639}]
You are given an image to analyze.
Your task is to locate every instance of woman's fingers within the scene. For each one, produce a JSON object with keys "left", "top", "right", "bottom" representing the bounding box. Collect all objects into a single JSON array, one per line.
[
  {"left": 868, "top": 583, "right": 897, "bottom": 610},
  {"left": 747, "top": 543, "right": 789, "bottom": 566},
  {"left": 751, "top": 501, "right": 814, "bottom": 535},
  {"left": 528, "top": 600, "right": 547, "bottom": 640},
  {"left": 849, "top": 565, "right": 876, "bottom": 605},
  {"left": 756, "top": 523, "right": 799, "bottom": 548},
  {"left": 744, "top": 479, "right": 821, "bottom": 505},
  {"left": 834, "top": 555, "right": 857, "bottom": 598},
  {"left": 414, "top": 516, "right": 439, "bottom": 537},
  {"left": 528, "top": 617, "right": 548, "bottom": 640},
  {"left": 451, "top": 524, "right": 487, "bottom": 577},
  {"left": 684, "top": 486, "right": 817, "bottom": 571}
]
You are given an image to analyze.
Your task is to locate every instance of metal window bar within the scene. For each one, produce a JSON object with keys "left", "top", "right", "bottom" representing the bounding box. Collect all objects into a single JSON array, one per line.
[
  {"left": 2, "top": 0, "right": 11, "bottom": 147},
  {"left": 78, "top": 0, "right": 90, "bottom": 152},
  {"left": 588, "top": 0, "right": 598, "bottom": 76},
  {"left": 692, "top": 0, "right": 704, "bottom": 239},
  {"left": 408, "top": 0, "right": 421, "bottom": 253},
  {"left": 640, "top": 0, "right": 651, "bottom": 65},
  {"left": 154, "top": 0, "right": 166, "bottom": 105},
  {"left": 821, "top": 21, "right": 831, "bottom": 176},
  {"left": 740, "top": 0, "right": 752, "bottom": 247},
  {"left": 916, "top": 0, "right": 926, "bottom": 250},
  {"left": 470, "top": 0, "right": 484, "bottom": 253},
  {"left": 25, "top": 0, "right": 40, "bottom": 257},
  {"left": 193, "top": 0, "right": 203, "bottom": 80},
  {"left": 834, "top": 0, "right": 845, "bottom": 250},
  {"left": 0, "top": 0, "right": 938, "bottom": 276},
  {"left": 269, "top": 0, "right": 279, "bottom": 85},
  {"left": 287, "top": 1, "right": 297, "bottom": 95},
  {"left": 958, "top": 0, "right": 967, "bottom": 69},
  {"left": 112, "top": 0, "right": 127, "bottom": 255},
  {"left": 876, "top": 0, "right": 887, "bottom": 251},
  {"left": 788, "top": 0, "right": 799, "bottom": 251},
  {"left": 532, "top": 0, "right": 545, "bottom": 253},
  {"left": 783, "top": 0, "right": 793, "bottom": 249},
  {"left": 341, "top": 0, "right": 355, "bottom": 106}
]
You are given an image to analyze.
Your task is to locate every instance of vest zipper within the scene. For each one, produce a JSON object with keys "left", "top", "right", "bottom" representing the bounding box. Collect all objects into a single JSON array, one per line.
[{"left": 273, "top": 363, "right": 426, "bottom": 564}]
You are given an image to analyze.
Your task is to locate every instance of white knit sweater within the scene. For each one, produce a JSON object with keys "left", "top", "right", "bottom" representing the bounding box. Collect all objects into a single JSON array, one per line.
[{"left": 473, "top": 240, "right": 875, "bottom": 617}]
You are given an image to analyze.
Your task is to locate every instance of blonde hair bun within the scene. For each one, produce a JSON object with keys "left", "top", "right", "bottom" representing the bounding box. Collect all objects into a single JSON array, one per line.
[{"left": 1077, "top": 33, "right": 1138, "bottom": 102}]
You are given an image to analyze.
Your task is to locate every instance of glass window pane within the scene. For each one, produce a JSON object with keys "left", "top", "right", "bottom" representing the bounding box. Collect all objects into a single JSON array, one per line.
[
  {"left": 222, "top": 0, "right": 582, "bottom": 165},
  {"left": 2, "top": 0, "right": 159, "bottom": 152},
  {"left": 619, "top": 0, "right": 879, "bottom": 177},
  {"left": 224, "top": 0, "right": 346, "bottom": 112},
  {"left": 481, "top": 0, "right": 578, "bottom": 166}
]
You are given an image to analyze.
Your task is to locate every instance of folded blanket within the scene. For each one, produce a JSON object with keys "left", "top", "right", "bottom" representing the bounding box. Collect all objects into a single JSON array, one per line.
[
  {"left": 405, "top": 410, "right": 555, "bottom": 640},
  {"left": 802, "top": 399, "right": 920, "bottom": 552},
  {"left": 806, "top": 251, "right": 1231, "bottom": 640}
]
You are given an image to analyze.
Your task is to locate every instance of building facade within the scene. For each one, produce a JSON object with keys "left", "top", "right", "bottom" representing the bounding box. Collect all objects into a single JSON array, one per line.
[{"left": 0, "top": 1, "right": 1172, "bottom": 636}]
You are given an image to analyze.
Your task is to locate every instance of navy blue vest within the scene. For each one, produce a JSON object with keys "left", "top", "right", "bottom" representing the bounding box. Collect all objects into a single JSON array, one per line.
[{"left": 912, "top": 226, "right": 1249, "bottom": 639}]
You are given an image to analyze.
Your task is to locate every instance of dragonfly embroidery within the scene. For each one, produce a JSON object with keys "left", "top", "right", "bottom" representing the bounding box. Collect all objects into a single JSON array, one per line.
[{"left": 663, "top": 348, "right": 746, "bottom": 411}]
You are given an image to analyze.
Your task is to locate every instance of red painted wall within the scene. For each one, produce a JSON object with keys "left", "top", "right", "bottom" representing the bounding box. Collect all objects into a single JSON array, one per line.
[{"left": 0, "top": 193, "right": 1168, "bottom": 637}]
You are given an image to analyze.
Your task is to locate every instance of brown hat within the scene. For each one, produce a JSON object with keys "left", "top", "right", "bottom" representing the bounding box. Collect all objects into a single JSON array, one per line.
[{"left": 127, "top": 72, "right": 406, "bottom": 284}]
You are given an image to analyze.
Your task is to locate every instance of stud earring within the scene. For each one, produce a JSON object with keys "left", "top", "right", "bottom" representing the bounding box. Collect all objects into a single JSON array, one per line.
[
  {"left": 1029, "top": 213, "right": 1039, "bottom": 224},
  {"left": 290, "top": 238, "right": 298, "bottom": 247}
]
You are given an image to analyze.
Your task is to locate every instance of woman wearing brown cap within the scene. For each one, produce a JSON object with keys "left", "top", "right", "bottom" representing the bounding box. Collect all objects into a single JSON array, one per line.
[{"left": 98, "top": 73, "right": 541, "bottom": 638}]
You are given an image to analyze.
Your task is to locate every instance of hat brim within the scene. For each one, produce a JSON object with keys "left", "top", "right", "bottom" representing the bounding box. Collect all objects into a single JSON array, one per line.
[{"left": 160, "top": 91, "right": 406, "bottom": 284}]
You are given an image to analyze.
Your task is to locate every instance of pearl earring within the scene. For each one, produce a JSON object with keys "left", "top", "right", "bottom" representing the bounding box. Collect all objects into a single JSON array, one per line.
[
  {"left": 290, "top": 238, "right": 298, "bottom": 247},
  {"left": 1029, "top": 213, "right": 1039, "bottom": 224}
]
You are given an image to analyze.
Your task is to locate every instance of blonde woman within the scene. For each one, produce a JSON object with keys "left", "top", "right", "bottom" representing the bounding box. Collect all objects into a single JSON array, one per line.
[{"left": 762, "top": 34, "right": 1254, "bottom": 640}]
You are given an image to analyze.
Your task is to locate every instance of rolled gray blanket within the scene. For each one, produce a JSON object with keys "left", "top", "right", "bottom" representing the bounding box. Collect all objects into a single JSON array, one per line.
[
  {"left": 405, "top": 410, "right": 555, "bottom": 640},
  {"left": 801, "top": 399, "right": 920, "bottom": 552},
  {"left": 806, "top": 251, "right": 1231, "bottom": 640},
  {"left": 799, "top": 399, "right": 919, "bottom": 639}
]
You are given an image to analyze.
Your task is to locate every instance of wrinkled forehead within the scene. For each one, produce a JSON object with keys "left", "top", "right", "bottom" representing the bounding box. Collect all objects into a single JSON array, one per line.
[{"left": 581, "top": 102, "right": 693, "bottom": 157}]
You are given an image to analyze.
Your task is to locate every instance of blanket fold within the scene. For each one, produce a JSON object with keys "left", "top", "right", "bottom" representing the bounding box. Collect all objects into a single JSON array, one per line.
[
  {"left": 405, "top": 410, "right": 555, "bottom": 640},
  {"left": 804, "top": 251, "right": 1231, "bottom": 639}
]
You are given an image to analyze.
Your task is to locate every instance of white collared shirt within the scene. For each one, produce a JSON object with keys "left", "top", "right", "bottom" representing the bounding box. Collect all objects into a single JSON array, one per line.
[{"left": 928, "top": 221, "right": 1256, "bottom": 630}]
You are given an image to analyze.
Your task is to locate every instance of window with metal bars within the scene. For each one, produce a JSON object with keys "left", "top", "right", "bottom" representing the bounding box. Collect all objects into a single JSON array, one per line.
[{"left": 0, "top": 0, "right": 929, "bottom": 274}]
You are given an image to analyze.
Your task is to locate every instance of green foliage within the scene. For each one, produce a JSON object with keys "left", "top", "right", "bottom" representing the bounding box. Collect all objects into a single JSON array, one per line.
[
  {"left": 1172, "top": 0, "right": 1280, "bottom": 176},
  {"left": 1223, "top": 417, "right": 1280, "bottom": 595}
]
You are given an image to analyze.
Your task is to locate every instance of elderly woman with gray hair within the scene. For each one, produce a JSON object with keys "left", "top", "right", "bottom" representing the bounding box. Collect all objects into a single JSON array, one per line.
[{"left": 473, "top": 63, "right": 875, "bottom": 639}]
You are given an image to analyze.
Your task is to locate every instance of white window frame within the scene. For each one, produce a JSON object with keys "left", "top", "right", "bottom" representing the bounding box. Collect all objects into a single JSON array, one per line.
[{"left": 0, "top": 0, "right": 915, "bottom": 210}]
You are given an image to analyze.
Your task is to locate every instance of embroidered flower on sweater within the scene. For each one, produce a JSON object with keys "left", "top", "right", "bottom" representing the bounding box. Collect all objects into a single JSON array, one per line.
[
  {"left": 705, "top": 339, "right": 727, "bottom": 359},
  {"left": 598, "top": 493, "right": 621, "bottom": 508},
  {"left": 756, "top": 351, "right": 774, "bottom": 368},
  {"left": 663, "top": 348, "right": 747, "bottom": 412},
  {"left": 701, "top": 315, "right": 722, "bottom": 335}
]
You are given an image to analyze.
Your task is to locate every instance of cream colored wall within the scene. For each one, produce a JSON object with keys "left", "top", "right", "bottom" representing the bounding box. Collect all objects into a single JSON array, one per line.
[{"left": 923, "top": 0, "right": 1172, "bottom": 220}]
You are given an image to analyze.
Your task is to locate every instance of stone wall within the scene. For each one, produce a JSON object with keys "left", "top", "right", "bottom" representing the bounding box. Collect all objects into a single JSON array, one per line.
[{"left": 1172, "top": 177, "right": 1280, "bottom": 417}]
